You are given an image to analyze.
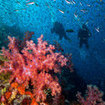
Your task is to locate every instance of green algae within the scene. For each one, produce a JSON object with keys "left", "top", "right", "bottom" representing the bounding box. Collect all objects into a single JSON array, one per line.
[{"left": 0, "top": 71, "right": 12, "bottom": 84}]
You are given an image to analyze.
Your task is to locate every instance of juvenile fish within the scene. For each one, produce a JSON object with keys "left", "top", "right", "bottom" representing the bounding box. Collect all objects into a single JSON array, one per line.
[
  {"left": 58, "top": 9, "right": 64, "bottom": 14},
  {"left": 26, "top": 2, "right": 35, "bottom": 5}
]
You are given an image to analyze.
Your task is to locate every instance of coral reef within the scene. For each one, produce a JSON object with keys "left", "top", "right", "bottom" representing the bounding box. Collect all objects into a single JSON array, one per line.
[
  {"left": 0, "top": 34, "right": 69, "bottom": 104},
  {"left": 0, "top": 33, "right": 104, "bottom": 105},
  {"left": 76, "top": 85, "right": 105, "bottom": 105}
]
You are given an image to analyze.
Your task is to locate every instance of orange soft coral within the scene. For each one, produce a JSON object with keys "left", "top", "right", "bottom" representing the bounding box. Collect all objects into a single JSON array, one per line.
[
  {"left": 31, "top": 98, "right": 39, "bottom": 105},
  {"left": 11, "top": 82, "right": 18, "bottom": 89},
  {"left": 17, "top": 85, "right": 25, "bottom": 95},
  {"left": 5, "top": 91, "right": 12, "bottom": 99},
  {"left": 25, "top": 91, "right": 33, "bottom": 98}
]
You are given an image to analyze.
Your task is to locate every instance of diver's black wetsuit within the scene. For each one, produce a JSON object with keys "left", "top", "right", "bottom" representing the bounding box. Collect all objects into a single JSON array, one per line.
[{"left": 78, "top": 24, "right": 91, "bottom": 48}]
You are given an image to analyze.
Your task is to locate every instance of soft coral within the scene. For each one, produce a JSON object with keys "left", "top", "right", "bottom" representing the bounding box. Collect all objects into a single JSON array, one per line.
[
  {"left": 0, "top": 35, "right": 68, "bottom": 102},
  {"left": 76, "top": 85, "right": 105, "bottom": 105}
]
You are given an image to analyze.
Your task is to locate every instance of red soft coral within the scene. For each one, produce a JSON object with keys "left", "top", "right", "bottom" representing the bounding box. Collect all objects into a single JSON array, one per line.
[
  {"left": 76, "top": 85, "right": 105, "bottom": 105},
  {"left": 0, "top": 35, "right": 68, "bottom": 102}
]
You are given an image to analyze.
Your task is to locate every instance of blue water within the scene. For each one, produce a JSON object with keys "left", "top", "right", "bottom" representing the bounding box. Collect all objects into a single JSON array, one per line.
[{"left": 0, "top": 0, "right": 105, "bottom": 92}]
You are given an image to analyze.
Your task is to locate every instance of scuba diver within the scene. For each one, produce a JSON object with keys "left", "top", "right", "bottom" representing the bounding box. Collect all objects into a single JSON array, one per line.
[
  {"left": 51, "top": 21, "right": 71, "bottom": 42},
  {"left": 78, "top": 24, "right": 91, "bottom": 49}
]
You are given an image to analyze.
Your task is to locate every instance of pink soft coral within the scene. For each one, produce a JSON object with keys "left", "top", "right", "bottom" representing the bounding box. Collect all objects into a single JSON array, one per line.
[
  {"left": 76, "top": 85, "right": 105, "bottom": 105},
  {"left": 0, "top": 35, "right": 68, "bottom": 102}
]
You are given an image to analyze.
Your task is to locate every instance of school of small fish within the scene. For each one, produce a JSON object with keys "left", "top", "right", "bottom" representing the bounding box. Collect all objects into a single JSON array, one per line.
[{"left": 1, "top": 0, "right": 104, "bottom": 35}]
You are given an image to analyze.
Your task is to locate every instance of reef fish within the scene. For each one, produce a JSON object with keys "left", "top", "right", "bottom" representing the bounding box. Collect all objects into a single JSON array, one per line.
[
  {"left": 58, "top": 9, "right": 64, "bottom": 14},
  {"left": 26, "top": 2, "right": 35, "bottom": 5},
  {"left": 95, "top": 27, "right": 100, "bottom": 32}
]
